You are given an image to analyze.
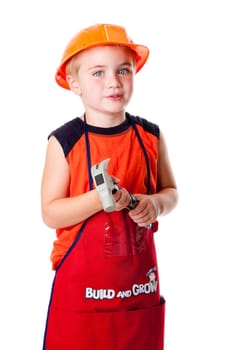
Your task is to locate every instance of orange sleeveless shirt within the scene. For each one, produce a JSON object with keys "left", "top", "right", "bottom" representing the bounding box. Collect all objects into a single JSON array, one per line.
[{"left": 48, "top": 113, "right": 160, "bottom": 269}]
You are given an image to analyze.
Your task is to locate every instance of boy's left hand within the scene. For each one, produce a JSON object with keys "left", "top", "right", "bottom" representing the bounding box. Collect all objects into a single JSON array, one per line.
[{"left": 128, "top": 194, "right": 159, "bottom": 227}]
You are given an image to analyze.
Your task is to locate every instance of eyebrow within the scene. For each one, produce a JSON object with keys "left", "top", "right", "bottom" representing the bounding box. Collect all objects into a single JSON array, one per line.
[
  {"left": 88, "top": 62, "right": 133, "bottom": 71},
  {"left": 88, "top": 65, "right": 105, "bottom": 71}
]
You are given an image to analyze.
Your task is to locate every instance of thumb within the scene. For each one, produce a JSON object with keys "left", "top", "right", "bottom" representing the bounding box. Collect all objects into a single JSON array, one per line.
[{"left": 110, "top": 175, "right": 120, "bottom": 184}]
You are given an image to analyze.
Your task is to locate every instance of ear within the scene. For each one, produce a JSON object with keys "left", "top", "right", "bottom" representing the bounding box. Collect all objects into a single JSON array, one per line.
[{"left": 66, "top": 75, "right": 82, "bottom": 95}]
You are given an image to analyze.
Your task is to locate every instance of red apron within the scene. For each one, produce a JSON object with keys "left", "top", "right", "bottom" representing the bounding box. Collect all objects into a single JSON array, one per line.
[
  {"left": 43, "top": 210, "right": 165, "bottom": 349},
  {"left": 43, "top": 116, "right": 165, "bottom": 349}
]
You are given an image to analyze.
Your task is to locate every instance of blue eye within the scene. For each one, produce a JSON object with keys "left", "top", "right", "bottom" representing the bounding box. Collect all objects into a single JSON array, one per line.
[
  {"left": 118, "top": 68, "right": 129, "bottom": 75},
  {"left": 93, "top": 71, "right": 104, "bottom": 77}
]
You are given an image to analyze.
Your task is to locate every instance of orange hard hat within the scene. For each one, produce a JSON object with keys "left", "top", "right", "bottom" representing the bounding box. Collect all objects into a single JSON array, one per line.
[{"left": 55, "top": 23, "right": 150, "bottom": 90}]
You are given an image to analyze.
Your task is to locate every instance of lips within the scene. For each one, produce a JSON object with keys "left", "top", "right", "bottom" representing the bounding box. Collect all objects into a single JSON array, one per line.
[{"left": 107, "top": 94, "right": 123, "bottom": 100}]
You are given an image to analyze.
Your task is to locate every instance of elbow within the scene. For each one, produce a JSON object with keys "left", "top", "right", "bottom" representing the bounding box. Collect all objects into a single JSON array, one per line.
[{"left": 41, "top": 207, "right": 58, "bottom": 229}]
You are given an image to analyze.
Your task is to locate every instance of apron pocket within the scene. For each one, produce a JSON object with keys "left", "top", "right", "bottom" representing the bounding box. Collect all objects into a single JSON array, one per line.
[{"left": 44, "top": 297, "right": 165, "bottom": 350}]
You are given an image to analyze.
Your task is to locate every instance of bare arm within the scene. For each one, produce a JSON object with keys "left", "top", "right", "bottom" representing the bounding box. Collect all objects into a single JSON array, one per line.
[
  {"left": 41, "top": 136, "right": 103, "bottom": 229},
  {"left": 129, "top": 130, "right": 178, "bottom": 227}
]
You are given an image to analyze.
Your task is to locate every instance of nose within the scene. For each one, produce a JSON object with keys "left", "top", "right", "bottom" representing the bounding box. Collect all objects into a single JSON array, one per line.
[{"left": 106, "top": 72, "right": 122, "bottom": 88}]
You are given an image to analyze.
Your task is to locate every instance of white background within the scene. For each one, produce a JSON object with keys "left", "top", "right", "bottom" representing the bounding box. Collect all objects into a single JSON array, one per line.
[{"left": 0, "top": 0, "right": 232, "bottom": 349}]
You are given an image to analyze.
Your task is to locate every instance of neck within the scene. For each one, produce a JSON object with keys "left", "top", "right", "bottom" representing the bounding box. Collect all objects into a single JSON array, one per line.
[{"left": 83, "top": 112, "right": 126, "bottom": 128}]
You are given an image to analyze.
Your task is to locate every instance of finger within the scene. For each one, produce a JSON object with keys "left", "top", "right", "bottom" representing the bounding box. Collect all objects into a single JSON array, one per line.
[
  {"left": 110, "top": 175, "right": 120, "bottom": 183},
  {"left": 114, "top": 189, "right": 127, "bottom": 206}
]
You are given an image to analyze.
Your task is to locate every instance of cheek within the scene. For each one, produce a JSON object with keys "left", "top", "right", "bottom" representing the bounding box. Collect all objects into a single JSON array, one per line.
[
  {"left": 83, "top": 78, "right": 103, "bottom": 90},
  {"left": 124, "top": 78, "right": 134, "bottom": 95},
  {"left": 81, "top": 82, "right": 102, "bottom": 100}
]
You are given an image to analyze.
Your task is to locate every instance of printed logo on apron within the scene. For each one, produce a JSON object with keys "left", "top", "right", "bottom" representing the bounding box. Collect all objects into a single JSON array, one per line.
[{"left": 85, "top": 266, "right": 158, "bottom": 300}]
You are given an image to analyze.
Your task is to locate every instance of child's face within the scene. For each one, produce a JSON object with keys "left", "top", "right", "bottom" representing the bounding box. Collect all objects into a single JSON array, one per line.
[{"left": 67, "top": 45, "right": 135, "bottom": 118}]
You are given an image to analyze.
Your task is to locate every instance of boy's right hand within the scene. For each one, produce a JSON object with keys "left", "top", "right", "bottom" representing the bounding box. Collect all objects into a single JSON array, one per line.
[{"left": 112, "top": 187, "right": 131, "bottom": 211}]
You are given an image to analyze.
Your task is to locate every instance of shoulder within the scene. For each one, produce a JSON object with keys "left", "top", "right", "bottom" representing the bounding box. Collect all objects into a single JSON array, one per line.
[
  {"left": 127, "top": 113, "right": 160, "bottom": 139},
  {"left": 48, "top": 117, "right": 84, "bottom": 157}
]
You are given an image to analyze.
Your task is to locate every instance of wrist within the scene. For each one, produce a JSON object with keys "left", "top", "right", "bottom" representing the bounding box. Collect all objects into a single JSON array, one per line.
[{"left": 153, "top": 198, "right": 161, "bottom": 217}]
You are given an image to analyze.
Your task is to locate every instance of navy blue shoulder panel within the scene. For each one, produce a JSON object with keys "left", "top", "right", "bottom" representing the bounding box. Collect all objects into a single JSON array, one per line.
[
  {"left": 126, "top": 113, "right": 160, "bottom": 139},
  {"left": 48, "top": 113, "right": 160, "bottom": 157},
  {"left": 49, "top": 117, "right": 84, "bottom": 157}
]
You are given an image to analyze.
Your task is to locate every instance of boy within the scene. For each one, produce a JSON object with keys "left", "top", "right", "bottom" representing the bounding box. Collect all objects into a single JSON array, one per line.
[{"left": 41, "top": 23, "right": 178, "bottom": 350}]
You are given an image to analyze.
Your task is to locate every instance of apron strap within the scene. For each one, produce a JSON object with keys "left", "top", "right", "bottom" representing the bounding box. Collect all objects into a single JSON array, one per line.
[
  {"left": 83, "top": 114, "right": 93, "bottom": 191},
  {"left": 128, "top": 117, "right": 151, "bottom": 195}
]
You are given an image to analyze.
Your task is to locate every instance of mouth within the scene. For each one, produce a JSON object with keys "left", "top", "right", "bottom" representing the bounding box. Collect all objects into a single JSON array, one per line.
[{"left": 107, "top": 94, "right": 123, "bottom": 101}]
